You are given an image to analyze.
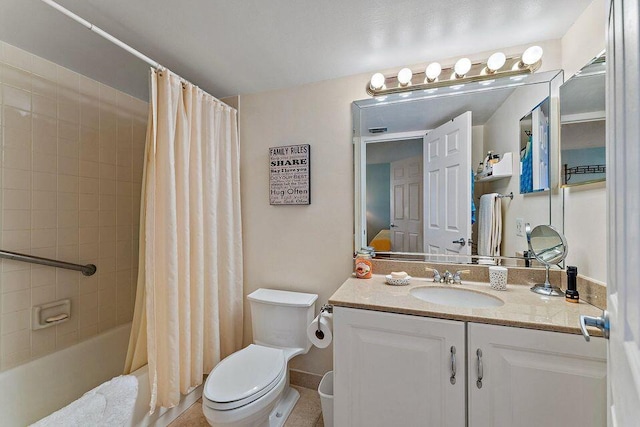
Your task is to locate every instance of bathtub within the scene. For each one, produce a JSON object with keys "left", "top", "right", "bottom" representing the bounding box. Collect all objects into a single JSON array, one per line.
[{"left": 0, "top": 324, "right": 202, "bottom": 427}]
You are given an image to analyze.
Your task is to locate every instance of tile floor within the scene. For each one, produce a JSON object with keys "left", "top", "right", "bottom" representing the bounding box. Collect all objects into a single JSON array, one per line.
[{"left": 168, "top": 385, "right": 324, "bottom": 427}]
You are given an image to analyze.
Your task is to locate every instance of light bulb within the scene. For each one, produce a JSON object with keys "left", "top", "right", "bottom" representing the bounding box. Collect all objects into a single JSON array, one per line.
[
  {"left": 370, "top": 73, "right": 386, "bottom": 90},
  {"left": 486, "top": 52, "right": 506, "bottom": 72},
  {"left": 397, "top": 68, "right": 413, "bottom": 86},
  {"left": 425, "top": 62, "right": 442, "bottom": 82},
  {"left": 454, "top": 58, "right": 472, "bottom": 78},
  {"left": 522, "top": 46, "right": 543, "bottom": 66}
]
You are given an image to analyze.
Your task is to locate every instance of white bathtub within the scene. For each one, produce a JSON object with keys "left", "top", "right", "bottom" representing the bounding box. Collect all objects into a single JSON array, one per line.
[{"left": 0, "top": 324, "right": 202, "bottom": 427}]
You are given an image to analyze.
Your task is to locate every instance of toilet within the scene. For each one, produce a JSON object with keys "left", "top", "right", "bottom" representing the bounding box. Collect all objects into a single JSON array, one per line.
[{"left": 203, "top": 288, "right": 318, "bottom": 427}]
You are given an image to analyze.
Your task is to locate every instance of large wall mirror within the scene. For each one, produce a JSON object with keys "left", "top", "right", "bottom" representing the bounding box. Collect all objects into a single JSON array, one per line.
[
  {"left": 353, "top": 70, "right": 563, "bottom": 264},
  {"left": 560, "top": 53, "right": 606, "bottom": 187}
]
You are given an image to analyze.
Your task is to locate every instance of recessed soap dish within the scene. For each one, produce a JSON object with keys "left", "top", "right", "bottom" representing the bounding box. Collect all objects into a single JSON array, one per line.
[{"left": 32, "top": 299, "right": 71, "bottom": 330}]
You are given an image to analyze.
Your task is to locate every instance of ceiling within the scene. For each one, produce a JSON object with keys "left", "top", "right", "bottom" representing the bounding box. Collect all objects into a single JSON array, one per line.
[
  {"left": 0, "top": 0, "right": 592, "bottom": 100},
  {"left": 358, "top": 83, "right": 526, "bottom": 135}
]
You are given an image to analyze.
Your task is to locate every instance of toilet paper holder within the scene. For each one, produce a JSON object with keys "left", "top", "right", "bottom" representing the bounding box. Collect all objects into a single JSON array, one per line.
[{"left": 315, "top": 304, "right": 333, "bottom": 340}]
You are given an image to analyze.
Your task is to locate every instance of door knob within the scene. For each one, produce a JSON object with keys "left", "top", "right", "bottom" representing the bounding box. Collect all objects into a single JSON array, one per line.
[
  {"left": 452, "top": 238, "right": 466, "bottom": 246},
  {"left": 390, "top": 223, "right": 398, "bottom": 228},
  {"left": 579, "top": 310, "right": 610, "bottom": 341}
]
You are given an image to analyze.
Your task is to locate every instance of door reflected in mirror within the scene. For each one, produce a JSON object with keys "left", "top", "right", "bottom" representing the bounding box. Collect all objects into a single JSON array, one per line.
[
  {"left": 560, "top": 53, "right": 606, "bottom": 187},
  {"left": 353, "top": 70, "right": 563, "bottom": 261},
  {"left": 366, "top": 138, "right": 423, "bottom": 252},
  {"left": 519, "top": 97, "right": 550, "bottom": 194}
]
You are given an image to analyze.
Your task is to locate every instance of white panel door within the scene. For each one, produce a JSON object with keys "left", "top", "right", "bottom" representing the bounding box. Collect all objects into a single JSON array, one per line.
[
  {"left": 468, "top": 323, "right": 607, "bottom": 427},
  {"left": 334, "top": 307, "right": 466, "bottom": 427},
  {"left": 390, "top": 156, "right": 423, "bottom": 252},
  {"left": 606, "top": 1, "right": 640, "bottom": 424},
  {"left": 424, "top": 111, "right": 472, "bottom": 257}
]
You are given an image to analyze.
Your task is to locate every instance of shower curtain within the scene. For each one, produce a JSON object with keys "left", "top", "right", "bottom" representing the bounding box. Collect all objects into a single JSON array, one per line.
[{"left": 124, "top": 68, "right": 243, "bottom": 410}]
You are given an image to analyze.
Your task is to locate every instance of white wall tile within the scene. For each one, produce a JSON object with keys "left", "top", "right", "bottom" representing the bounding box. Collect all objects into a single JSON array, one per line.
[
  {"left": 1, "top": 309, "right": 29, "bottom": 335},
  {"left": 3, "top": 85, "right": 31, "bottom": 111},
  {"left": 3, "top": 209, "right": 30, "bottom": 230},
  {"left": 0, "top": 42, "right": 147, "bottom": 371},
  {"left": 3, "top": 106, "right": 31, "bottom": 130},
  {"left": 3, "top": 44, "right": 32, "bottom": 72},
  {"left": 1, "top": 270, "right": 30, "bottom": 293},
  {"left": 30, "top": 213, "right": 55, "bottom": 232},
  {"left": 2, "top": 65, "right": 31, "bottom": 91},
  {"left": 4, "top": 126, "right": 31, "bottom": 151}
]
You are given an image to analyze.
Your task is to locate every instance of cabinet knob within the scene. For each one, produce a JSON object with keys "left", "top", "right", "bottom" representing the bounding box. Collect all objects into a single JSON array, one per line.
[{"left": 476, "top": 348, "right": 483, "bottom": 389}]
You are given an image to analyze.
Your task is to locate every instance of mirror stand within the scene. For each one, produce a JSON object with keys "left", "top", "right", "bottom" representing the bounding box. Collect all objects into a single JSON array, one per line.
[
  {"left": 530, "top": 266, "right": 564, "bottom": 296},
  {"left": 526, "top": 223, "right": 568, "bottom": 297}
]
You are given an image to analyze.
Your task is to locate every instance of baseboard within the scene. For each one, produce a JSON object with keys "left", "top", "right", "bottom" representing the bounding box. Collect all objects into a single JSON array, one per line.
[{"left": 289, "top": 369, "right": 322, "bottom": 391}]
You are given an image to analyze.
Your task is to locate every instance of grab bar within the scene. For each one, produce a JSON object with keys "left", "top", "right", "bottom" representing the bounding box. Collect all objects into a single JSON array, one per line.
[{"left": 0, "top": 249, "right": 97, "bottom": 276}]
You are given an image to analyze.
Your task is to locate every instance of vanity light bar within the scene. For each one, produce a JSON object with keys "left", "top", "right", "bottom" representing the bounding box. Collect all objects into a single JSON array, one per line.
[{"left": 367, "top": 47, "right": 543, "bottom": 96}]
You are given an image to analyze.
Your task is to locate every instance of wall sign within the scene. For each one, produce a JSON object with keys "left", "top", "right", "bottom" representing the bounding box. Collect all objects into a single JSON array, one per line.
[{"left": 269, "top": 144, "right": 311, "bottom": 205}]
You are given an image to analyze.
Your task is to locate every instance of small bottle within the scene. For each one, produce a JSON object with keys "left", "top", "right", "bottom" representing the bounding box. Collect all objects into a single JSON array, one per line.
[
  {"left": 565, "top": 266, "right": 580, "bottom": 303},
  {"left": 354, "top": 250, "right": 373, "bottom": 279},
  {"left": 476, "top": 162, "right": 484, "bottom": 175}
]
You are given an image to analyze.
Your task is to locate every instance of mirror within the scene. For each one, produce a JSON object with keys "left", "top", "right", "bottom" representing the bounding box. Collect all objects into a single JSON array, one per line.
[
  {"left": 560, "top": 53, "right": 606, "bottom": 187},
  {"left": 526, "top": 223, "right": 568, "bottom": 296},
  {"left": 519, "top": 98, "right": 550, "bottom": 193},
  {"left": 353, "top": 70, "right": 563, "bottom": 263}
]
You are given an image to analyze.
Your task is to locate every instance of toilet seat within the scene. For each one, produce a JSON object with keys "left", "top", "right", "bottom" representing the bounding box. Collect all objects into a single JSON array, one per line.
[{"left": 204, "top": 344, "right": 286, "bottom": 411}]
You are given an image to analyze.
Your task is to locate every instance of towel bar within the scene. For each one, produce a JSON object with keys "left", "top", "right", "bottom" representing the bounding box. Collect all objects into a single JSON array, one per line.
[{"left": 0, "top": 249, "right": 97, "bottom": 276}]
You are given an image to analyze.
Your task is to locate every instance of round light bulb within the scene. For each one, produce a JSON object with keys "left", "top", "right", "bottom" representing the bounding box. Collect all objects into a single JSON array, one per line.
[
  {"left": 486, "top": 52, "right": 506, "bottom": 72},
  {"left": 397, "top": 68, "right": 413, "bottom": 86},
  {"left": 370, "top": 73, "right": 386, "bottom": 90},
  {"left": 454, "top": 58, "right": 472, "bottom": 77},
  {"left": 425, "top": 62, "right": 442, "bottom": 81},
  {"left": 522, "top": 46, "right": 543, "bottom": 66}
]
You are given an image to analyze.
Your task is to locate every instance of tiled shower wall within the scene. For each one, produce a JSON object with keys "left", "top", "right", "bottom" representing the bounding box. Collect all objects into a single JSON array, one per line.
[{"left": 0, "top": 41, "right": 147, "bottom": 371}]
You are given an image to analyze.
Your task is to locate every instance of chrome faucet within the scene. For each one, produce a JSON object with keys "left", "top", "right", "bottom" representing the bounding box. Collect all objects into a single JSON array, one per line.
[
  {"left": 429, "top": 268, "right": 442, "bottom": 282},
  {"left": 443, "top": 270, "right": 454, "bottom": 284},
  {"left": 452, "top": 270, "right": 470, "bottom": 284}
]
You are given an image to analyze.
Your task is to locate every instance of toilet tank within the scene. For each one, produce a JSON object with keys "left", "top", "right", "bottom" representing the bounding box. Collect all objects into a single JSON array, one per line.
[{"left": 248, "top": 289, "right": 318, "bottom": 352}]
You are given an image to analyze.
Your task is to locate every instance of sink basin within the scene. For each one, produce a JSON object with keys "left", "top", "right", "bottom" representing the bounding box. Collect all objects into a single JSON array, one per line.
[{"left": 410, "top": 286, "right": 504, "bottom": 308}]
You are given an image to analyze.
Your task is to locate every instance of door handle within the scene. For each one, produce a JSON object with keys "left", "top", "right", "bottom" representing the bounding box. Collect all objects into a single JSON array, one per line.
[
  {"left": 449, "top": 346, "right": 456, "bottom": 385},
  {"left": 452, "top": 238, "right": 466, "bottom": 246},
  {"left": 580, "top": 310, "right": 610, "bottom": 341},
  {"left": 476, "top": 348, "right": 483, "bottom": 389},
  {"left": 390, "top": 223, "right": 398, "bottom": 228}
]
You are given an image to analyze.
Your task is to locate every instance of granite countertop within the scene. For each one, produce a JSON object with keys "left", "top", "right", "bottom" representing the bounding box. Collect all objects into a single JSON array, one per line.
[{"left": 329, "top": 274, "right": 604, "bottom": 336}]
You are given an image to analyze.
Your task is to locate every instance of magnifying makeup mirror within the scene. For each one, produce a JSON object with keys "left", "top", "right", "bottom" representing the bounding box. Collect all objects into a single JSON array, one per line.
[{"left": 526, "top": 223, "right": 568, "bottom": 296}]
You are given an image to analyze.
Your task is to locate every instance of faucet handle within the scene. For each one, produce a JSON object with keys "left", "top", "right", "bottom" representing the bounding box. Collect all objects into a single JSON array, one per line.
[
  {"left": 428, "top": 268, "right": 441, "bottom": 282},
  {"left": 453, "top": 270, "right": 471, "bottom": 284}
]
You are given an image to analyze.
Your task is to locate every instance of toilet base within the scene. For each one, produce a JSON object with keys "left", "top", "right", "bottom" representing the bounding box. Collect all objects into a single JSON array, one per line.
[{"left": 269, "top": 386, "right": 299, "bottom": 427}]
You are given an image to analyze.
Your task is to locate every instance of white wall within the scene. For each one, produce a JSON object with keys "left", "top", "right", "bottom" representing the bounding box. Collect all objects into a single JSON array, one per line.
[
  {"left": 239, "top": 40, "right": 562, "bottom": 376},
  {"left": 561, "top": 0, "right": 607, "bottom": 282},
  {"left": 561, "top": 0, "right": 607, "bottom": 79}
]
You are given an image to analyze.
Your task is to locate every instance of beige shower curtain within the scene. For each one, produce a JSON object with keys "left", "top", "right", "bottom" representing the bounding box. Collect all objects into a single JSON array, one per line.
[{"left": 125, "top": 68, "right": 243, "bottom": 410}]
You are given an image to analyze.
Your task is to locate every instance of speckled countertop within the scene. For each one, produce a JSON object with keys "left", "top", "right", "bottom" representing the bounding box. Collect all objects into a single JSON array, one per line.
[{"left": 329, "top": 274, "right": 604, "bottom": 336}]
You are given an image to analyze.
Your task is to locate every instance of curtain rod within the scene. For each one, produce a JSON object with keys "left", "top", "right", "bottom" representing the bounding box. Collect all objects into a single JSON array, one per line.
[{"left": 39, "top": 0, "right": 161, "bottom": 69}]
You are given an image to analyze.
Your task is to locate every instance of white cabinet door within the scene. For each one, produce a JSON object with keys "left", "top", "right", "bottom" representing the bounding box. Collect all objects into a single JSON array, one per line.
[
  {"left": 334, "top": 307, "right": 466, "bottom": 427},
  {"left": 468, "top": 323, "right": 607, "bottom": 427}
]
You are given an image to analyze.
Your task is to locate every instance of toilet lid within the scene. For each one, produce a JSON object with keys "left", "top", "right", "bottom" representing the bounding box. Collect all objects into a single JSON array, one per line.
[{"left": 204, "top": 344, "right": 285, "bottom": 408}]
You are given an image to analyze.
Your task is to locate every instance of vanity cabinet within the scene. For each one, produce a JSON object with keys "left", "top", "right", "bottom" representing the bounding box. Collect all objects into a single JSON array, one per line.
[
  {"left": 467, "top": 323, "right": 607, "bottom": 427},
  {"left": 333, "top": 307, "right": 607, "bottom": 427},
  {"left": 333, "top": 307, "right": 466, "bottom": 427}
]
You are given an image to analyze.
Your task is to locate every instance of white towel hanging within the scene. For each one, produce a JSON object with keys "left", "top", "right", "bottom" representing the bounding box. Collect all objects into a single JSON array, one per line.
[{"left": 478, "top": 194, "right": 502, "bottom": 257}]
